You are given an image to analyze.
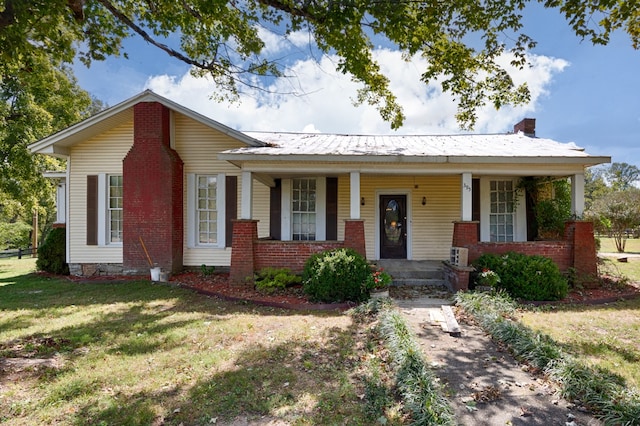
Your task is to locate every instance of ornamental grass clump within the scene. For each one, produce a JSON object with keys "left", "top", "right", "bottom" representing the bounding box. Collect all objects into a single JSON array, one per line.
[
  {"left": 473, "top": 251, "right": 568, "bottom": 301},
  {"left": 456, "top": 291, "right": 640, "bottom": 423},
  {"left": 377, "top": 309, "right": 455, "bottom": 425}
]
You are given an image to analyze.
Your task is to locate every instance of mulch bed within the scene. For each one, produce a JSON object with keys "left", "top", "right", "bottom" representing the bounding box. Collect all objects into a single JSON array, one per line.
[
  {"left": 554, "top": 278, "right": 640, "bottom": 305},
  {"left": 171, "top": 271, "right": 355, "bottom": 311},
  {"left": 58, "top": 271, "right": 640, "bottom": 309}
]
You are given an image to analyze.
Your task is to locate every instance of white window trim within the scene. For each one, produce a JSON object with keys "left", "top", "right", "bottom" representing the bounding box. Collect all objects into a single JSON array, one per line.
[
  {"left": 186, "top": 173, "right": 226, "bottom": 249},
  {"left": 96, "top": 173, "right": 123, "bottom": 246},
  {"left": 479, "top": 177, "right": 526, "bottom": 242},
  {"left": 281, "top": 177, "right": 326, "bottom": 241}
]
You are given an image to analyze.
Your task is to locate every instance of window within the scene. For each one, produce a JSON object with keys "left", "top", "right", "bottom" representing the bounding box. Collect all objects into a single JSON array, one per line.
[
  {"left": 108, "top": 175, "right": 123, "bottom": 243},
  {"left": 489, "top": 180, "right": 515, "bottom": 242},
  {"left": 197, "top": 175, "right": 217, "bottom": 244},
  {"left": 292, "top": 178, "right": 316, "bottom": 240}
]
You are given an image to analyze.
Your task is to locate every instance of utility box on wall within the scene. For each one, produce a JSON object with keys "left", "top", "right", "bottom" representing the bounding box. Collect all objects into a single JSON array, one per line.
[{"left": 450, "top": 247, "right": 469, "bottom": 267}]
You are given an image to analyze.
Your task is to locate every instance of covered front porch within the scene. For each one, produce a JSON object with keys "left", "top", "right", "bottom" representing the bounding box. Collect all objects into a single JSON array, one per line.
[{"left": 227, "top": 169, "right": 594, "bottom": 288}]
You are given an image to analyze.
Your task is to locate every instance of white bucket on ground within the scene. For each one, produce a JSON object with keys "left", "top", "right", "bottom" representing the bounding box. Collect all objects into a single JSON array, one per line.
[{"left": 150, "top": 266, "right": 161, "bottom": 281}]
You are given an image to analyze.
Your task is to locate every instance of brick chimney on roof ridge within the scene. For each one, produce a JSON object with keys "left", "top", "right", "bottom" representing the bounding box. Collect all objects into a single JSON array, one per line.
[{"left": 513, "top": 118, "right": 536, "bottom": 137}]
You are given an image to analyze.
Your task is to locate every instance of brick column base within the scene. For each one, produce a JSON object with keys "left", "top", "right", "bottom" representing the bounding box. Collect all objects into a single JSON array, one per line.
[
  {"left": 452, "top": 221, "right": 479, "bottom": 247},
  {"left": 566, "top": 221, "right": 598, "bottom": 287},
  {"left": 344, "top": 220, "right": 366, "bottom": 258},
  {"left": 230, "top": 220, "right": 258, "bottom": 285}
]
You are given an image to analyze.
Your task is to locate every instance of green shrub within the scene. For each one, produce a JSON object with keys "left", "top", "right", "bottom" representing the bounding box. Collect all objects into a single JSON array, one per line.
[
  {"left": 254, "top": 267, "right": 301, "bottom": 294},
  {"left": 36, "top": 228, "right": 69, "bottom": 275},
  {"left": 473, "top": 252, "right": 568, "bottom": 301},
  {"left": 303, "top": 248, "right": 371, "bottom": 303},
  {"left": 200, "top": 264, "right": 215, "bottom": 277}
]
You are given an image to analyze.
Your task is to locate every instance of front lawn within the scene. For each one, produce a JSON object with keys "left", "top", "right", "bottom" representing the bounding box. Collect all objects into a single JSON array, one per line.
[
  {"left": 0, "top": 258, "right": 369, "bottom": 425},
  {"left": 520, "top": 298, "right": 640, "bottom": 388}
]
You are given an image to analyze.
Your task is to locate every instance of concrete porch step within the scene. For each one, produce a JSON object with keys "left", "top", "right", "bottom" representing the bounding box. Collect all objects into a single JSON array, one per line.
[
  {"left": 375, "top": 259, "right": 445, "bottom": 281},
  {"left": 392, "top": 277, "right": 447, "bottom": 287}
]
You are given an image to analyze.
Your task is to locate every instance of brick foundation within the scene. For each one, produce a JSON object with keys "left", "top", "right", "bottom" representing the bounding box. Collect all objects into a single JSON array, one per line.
[
  {"left": 467, "top": 241, "right": 573, "bottom": 271},
  {"left": 229, "top": 220, "right": 360, "bottom": 282},
  {"left": 451, "top": 220, "right": 599, "bottom": 289},
  {"left": 123, "top": 102, "right": 184, "bottom": 275},
  {"left": 254, "top": 240, "right": 345, "bottom": 274}
]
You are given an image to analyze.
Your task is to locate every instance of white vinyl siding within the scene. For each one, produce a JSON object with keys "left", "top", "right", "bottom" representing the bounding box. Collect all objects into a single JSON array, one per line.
[
  {"left": 359, "top": 175, "right": 459, "bottom": 261},
  {"left": 175, "top": 113, "right": 270, "bottom": 266},
  {"left": 68, "top": 121, "right": 132, "bottom": 263}
]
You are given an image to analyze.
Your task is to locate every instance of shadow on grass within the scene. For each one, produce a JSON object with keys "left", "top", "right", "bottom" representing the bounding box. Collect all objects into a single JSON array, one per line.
[
  {"left": 0, "top": 270, "right": 346, "bottom": 357},
  {"left": 0, "top": 269, "right": 341, "bottom": 317},
  {"left": 1, "top": 269, "right": 365, "bottom": 424},
  {"left": 523, "top": 294, "right": 640, "bottom": 313},
  {"left": 71, "top": 326, "right": 365, "bottom": 425}
]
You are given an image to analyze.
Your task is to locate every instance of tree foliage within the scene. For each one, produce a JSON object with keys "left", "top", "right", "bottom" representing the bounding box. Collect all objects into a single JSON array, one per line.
[
  {"left": 1, "top": 27, "right": 103, "bottom": 238},
  {"left": 2, "top": 0, "right": 638, "bottom": 129},
  {"left": 606, "top": 162, "right": 640, "bottom": 191},
  {"left": 584, "top": 166, "right": 611, "bottom": 211},
  {"left": 587, "top": 189, "right": 640, "bottom": 252}
]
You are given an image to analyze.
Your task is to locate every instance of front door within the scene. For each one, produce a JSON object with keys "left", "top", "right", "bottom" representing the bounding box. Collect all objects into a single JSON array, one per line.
[{"left": 380, "top": 195, "right": 407, "bottom": 259}]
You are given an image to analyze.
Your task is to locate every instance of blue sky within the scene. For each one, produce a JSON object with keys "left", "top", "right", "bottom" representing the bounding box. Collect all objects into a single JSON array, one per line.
[{"left": 73, "top": 4, "right": 640, "bottom": 169}]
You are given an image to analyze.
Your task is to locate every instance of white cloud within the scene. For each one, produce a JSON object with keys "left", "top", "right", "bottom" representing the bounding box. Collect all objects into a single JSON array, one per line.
[{"left": 145, "top": 48, "right": 568, "bottom": 135}]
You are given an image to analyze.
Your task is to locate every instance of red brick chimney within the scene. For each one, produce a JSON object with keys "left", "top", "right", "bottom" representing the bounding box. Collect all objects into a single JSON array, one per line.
[
  {"left": 123, "top": 102, "right": 184, "bottom": 275},
  {"left": 513, "top": 118, "right": 536, "bottom": 137}
]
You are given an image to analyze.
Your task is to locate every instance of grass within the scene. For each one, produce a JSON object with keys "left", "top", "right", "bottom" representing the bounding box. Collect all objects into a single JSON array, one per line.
[
  {"left": 598, "top": 237, "right": 640, "bottom": 285},
  {"left": 598, "top": 236, "right": 640, "bottom": 254},
  {"left": 520, "top": 298, "right": 640, "bottom": 388},
  {"left": 0, "top": 257, "right": 373, "bottom": 425}
]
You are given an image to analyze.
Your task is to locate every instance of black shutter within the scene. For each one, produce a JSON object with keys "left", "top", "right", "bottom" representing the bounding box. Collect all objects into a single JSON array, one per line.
[
  {"left": 87, "top": 175, "right": 98, "bottom": 245},
  {"left": 269, "top": 179, "right": 282, "bottom": 240},
  {"left": 472, "top": 178, "right": 480, "bottom": 240},
  {"left": 225, "top": 176, "right": 237, "bottom": 248},
  {"left": 326, "top": 177, "right": 338, "bottom": 240}
]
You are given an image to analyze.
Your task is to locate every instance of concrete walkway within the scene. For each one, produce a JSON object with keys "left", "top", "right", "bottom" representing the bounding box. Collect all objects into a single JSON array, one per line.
[{"left": 395, "top": 296, "right": 603, "bottom": 426}]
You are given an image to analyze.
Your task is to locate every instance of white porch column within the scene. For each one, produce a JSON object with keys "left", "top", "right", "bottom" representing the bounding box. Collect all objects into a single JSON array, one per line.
[
  {"left": 56, "top": 179, "right": 66, "bottom": 224},
  {"left": 350, "top": 171, "right": 361, "bottom": 219},
  {"left": 571, "top": 173, "right": 585, "bottom": 217},
  {"left": 240, "top": 171, "right": 253, "bottom": 219},
  {"left": 461, "top": 172, "right": 473, "bottom": 221}
]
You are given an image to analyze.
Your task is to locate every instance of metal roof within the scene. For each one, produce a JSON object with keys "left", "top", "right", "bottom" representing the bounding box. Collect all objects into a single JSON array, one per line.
[{"left": 230, "top": 131, "right": 592, "bottom": 158}]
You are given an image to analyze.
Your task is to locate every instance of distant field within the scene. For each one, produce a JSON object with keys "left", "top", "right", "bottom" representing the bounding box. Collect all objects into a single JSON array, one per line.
[
  {"left": 598, "top": 237, "right": 640, "bottom": 253},
  {"left": 597, "top": 238, "right": 640, "bottom": 282}
]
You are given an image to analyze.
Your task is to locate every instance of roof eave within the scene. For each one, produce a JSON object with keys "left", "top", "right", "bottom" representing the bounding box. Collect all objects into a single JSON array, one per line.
[
  {"left": 218, "top": 153, "right": 612, "bottom": 166},
  {"left": 29, "top": 90, "right": 265, "bottom": 155}
]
